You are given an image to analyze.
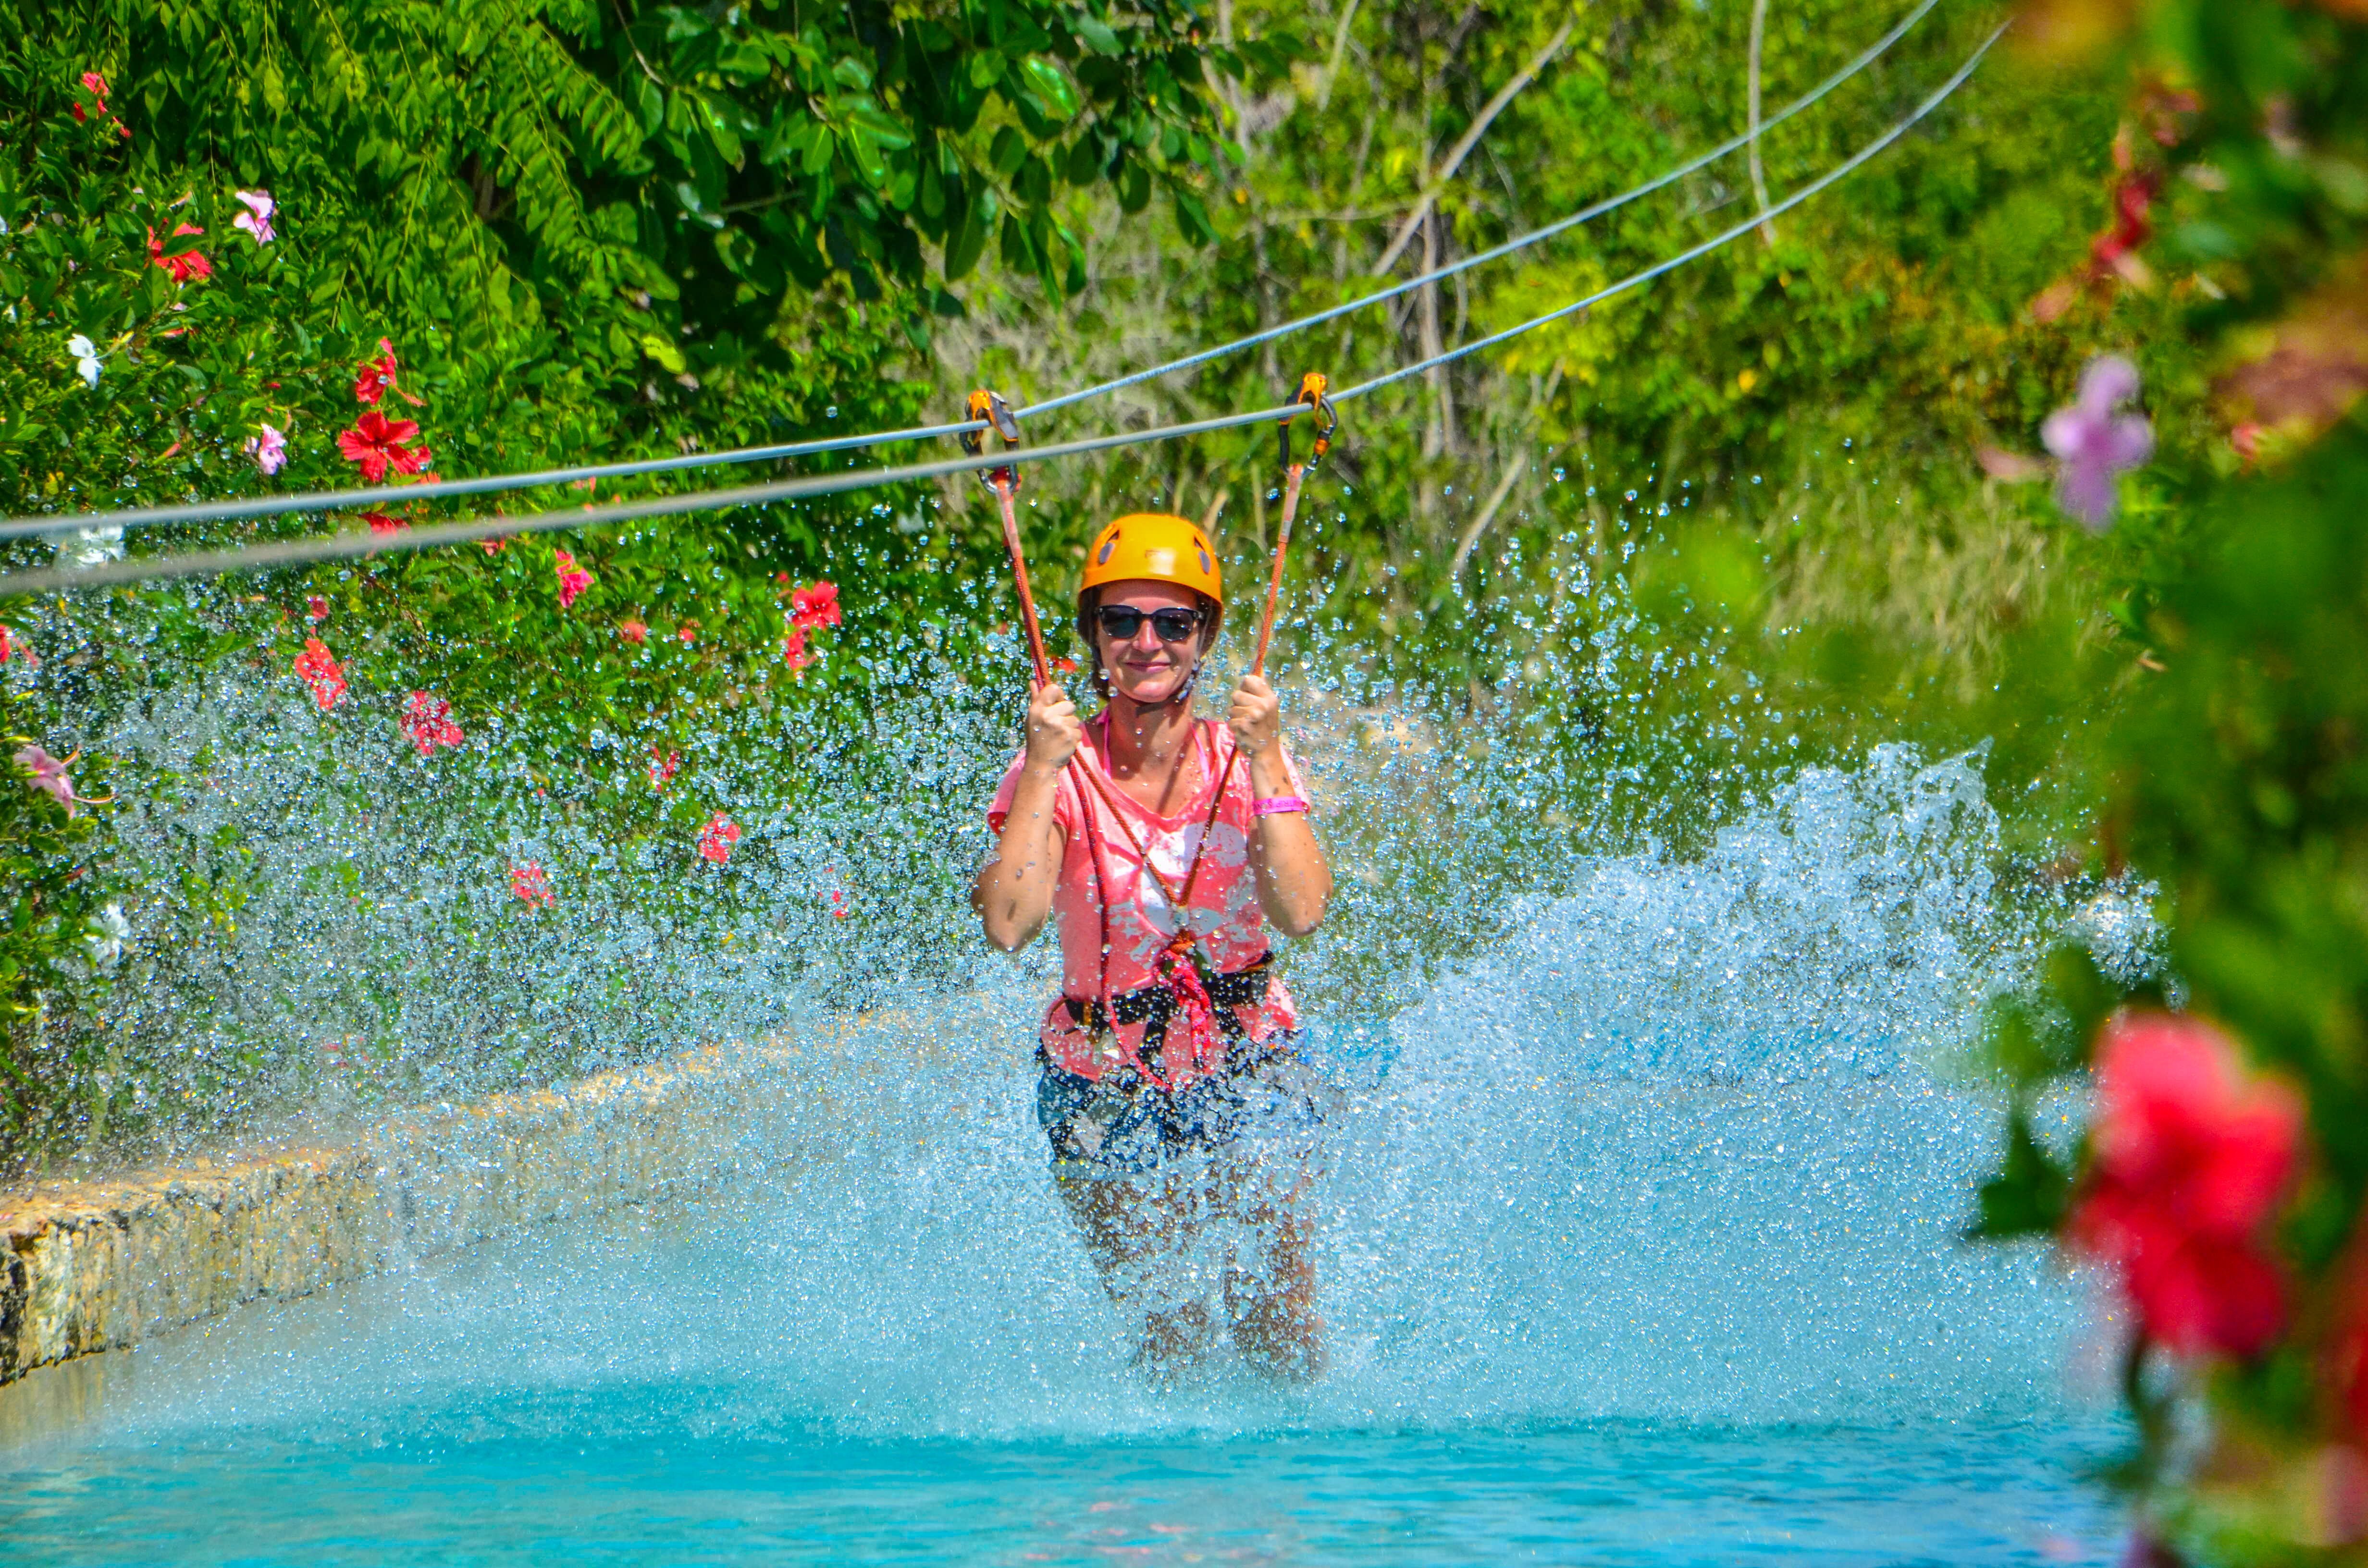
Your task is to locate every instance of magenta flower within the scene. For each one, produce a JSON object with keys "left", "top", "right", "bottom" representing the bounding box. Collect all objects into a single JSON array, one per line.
[
  {"left": 245, "top": 423, "right": 286, "bottom": 476},
  {"left": 553, "top": 549, "right": 593, "bottom": 609},
  {"left": 2042, "top": 355, "right": 2155, "bottom": 531},
  {"left": 400, "top": 691, "right": 465, "bottom": 757},
  {"left": 233, "top": 189, "right": 276, "bottom": 245},
  {"left": 15, "top": 745, "right": 77, "bottom": 813}
]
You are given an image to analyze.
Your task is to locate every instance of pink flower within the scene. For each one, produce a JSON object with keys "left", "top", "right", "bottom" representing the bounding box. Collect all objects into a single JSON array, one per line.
[
  {"left": 648, "top": 745, "right": 679, "bottom": 789},
  {"left": 232, "top": 189, "right": 276, "bottom": 245},
  {"left": 335, "top": 410, "right": 429, "bottom": 483},
  {"left": 782, "top": 624, "right": 813, "bottom": 674},
  {"left": 2042, "top": 356, "right": 2155, "bottom": 531},
  {"left": 618, "top": 619, "right": 648, "bottom": 645},
  {"left": 0, "top": 625, "right": 39, "bottom": 670},
  {"left": 293, "top": 637, "right": 346, "bottom": 711},
  {"left": 553, "top": 549, "right": 593, "bottom": 609},
  {"left": 2066, "top": 1012, "right": 2303, "bottom": 1358},
  {"left": 244, "top": 423, "right": 286, "bottom": 476},
  {"left": 789, "top": 579, "right": 842, "bottom": 630},
  {"left": 147, "top": 223, "right": 212, "bottom": 284},
  {"left": 361, "top": 512, "right": 406, "bottom": 535},
  {"left": 510, "top": 861, "right": 554, "bottom": 910},
  {"left": 306, "top": 595, "right": 329, "bottom": 623},
  {"left": 677, "top": 625, "right": 697, "bottom": 647},
  {"left": 80, "top": 72, "right": 109, "bottom": 108},
  {"left": 697, "top": 812, "right": 741, "bottom": 864},
  {"left": 15, "top": 744, "right": 77, "bottom": 813},
  {"left": 0, "top": 624, "right": 18, "bottom": 662},
  {"left": 399, "top": 691, "right": 464, "bottom": 757}
]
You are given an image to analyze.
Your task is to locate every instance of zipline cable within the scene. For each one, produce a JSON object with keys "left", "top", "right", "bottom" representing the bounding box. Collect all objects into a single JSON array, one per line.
[
  {"left": 1332, "top": 17, "right": 2006, "bottom": 404},
  {"left": 1017, "top": 0, "right": 1947, "bottom": 420},
  {"left": 0, "top": 0, "right": 1943, "bottom": 549},
  {"left": 0, "top": 24, "right": 2000, "bottom": 600}
]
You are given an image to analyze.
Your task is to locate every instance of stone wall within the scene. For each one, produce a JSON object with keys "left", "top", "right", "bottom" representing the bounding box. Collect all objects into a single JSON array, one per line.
[{"left": 0, "top": 1019, "right": 869, "bottom": 1384}]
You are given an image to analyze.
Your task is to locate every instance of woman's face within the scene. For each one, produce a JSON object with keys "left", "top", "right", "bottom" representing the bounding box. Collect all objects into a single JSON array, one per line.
[{"left": 1093, "top": 577, "right": 1205, "bottom": 707}]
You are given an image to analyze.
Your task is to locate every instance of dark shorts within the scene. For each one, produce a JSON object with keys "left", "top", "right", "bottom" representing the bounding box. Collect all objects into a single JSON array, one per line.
[{"left": 1036, "top": 1034, "right": 1323, "bottom": 1180}]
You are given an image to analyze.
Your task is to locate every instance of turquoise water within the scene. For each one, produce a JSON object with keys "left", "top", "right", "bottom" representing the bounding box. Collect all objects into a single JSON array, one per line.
[{"left": 0, "top": 753, "right": 2131, "bottom": 1562}]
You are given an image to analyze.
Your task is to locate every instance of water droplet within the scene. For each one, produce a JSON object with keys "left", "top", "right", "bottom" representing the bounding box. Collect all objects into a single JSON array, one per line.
[{"left": 826, "top": 406, "right": 839, "bottom": 419}]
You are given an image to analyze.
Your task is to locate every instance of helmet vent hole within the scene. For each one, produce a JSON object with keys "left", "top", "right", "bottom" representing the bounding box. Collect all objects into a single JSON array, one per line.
[{"left": 1096, "top": 535, "right": 1118, "bottom": 565}]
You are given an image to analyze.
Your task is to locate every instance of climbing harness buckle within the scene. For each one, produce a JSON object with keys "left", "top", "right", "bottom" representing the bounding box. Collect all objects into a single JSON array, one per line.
[
  {"left": 962, "top": 388, "right": 1022, "bottom": 494},
  {"left": 1276, "top": 371, "right": 1337, "bottom": 474}
]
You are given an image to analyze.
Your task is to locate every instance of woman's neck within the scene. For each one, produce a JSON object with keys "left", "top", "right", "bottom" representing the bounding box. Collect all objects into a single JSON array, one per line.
[{"left": 1099, "top": 691, "right": 1198, "bottom": 784}]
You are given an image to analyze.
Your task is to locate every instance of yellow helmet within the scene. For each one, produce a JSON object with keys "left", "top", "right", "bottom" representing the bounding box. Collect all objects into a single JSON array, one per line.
[{"left": 1079, "top": 513, "right": 1223, "bottom": 614}]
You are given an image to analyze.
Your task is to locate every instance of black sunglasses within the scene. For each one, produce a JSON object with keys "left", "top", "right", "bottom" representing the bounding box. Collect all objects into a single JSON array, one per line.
[{"left": 1095, "top": 605, "right": 1204, "bottom": 643}]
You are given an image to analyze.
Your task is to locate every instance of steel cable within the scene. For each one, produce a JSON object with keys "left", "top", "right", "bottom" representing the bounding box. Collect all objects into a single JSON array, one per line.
[
  {"left": 0, "top": 20, "right": 2001, "bottom": 599},
  {"left": 0, "top": 0, "right": 1942, "bottom": 549}
]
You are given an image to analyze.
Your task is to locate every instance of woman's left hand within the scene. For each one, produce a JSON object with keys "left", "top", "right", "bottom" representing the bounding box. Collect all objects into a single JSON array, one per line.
[{"left": 1229, "top": 673, "right": 1282, "bottom": 759}]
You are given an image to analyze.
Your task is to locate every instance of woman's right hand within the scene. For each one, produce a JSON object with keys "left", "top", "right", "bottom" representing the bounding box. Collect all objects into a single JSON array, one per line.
[{"left": 1024, "top": 681, "right": 1082, "bottom": 774}]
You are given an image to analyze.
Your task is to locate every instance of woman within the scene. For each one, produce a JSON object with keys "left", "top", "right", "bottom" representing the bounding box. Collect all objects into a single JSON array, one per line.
[{"left": 973, "top": 512, "right": 1334, "bottom": 1382}]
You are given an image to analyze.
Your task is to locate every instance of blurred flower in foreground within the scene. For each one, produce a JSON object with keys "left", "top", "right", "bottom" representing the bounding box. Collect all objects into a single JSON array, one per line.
[
  {"left": 232, "top": 189, "right": 276, "bottom": 245},
  {"left": 553, "top": 550, "right": 593, "bottom": 609},
  {"left": 697, "top": 813, "right": 740, "bottom": 864},
  {"left": 2068, "top": 1012, "right": 2302, "bottom": 1358},
  {"left": 2043, "top": 355, "right": 2154, "bottom": 530},
  {"left": 245, "top": 423, "right": 286, "bottom": 476},
  {"left": 294, "top": 637, "right": 346, "bottom": 711},
  {"left": 509, "top": 861, "right": 554, "bottom": 910},
  {"left": 400, "top": 692, "right": 464, "bottom": 757},
  {"left": 15, "top": 745, "right": 78, "bottom": 813}
]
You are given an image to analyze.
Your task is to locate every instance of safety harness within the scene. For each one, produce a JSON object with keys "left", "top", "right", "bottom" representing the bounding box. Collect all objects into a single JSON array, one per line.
[{"left": 969, "top": 375, "right": 1335, "bottom": 1090}]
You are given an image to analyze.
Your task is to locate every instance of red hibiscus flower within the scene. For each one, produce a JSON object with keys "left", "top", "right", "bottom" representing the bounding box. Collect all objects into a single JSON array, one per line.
[
  {"left": 553, "top": 549, "right": 593, "bottom": 609},
  {"left": 352, "top": 339, "right": 397, "bottom": 405},
  {"left": 648, "top": 745, "right": 679, "bottom": 789},
  {"left": 0, "top": 624, "right": 18, "bottom": 663},
  {"left": 147, "top": 224, "right": 212, "bottom": 284},
  {"left": 782, "top": 624, "right": 813, "bottom": 674},
  {"left": 697, "top": 812, "right": 741, "bottom": 864},
  {"left": 619, "top": 619, "right": 648, "bottom": 646},
  {"left": 336, "top": 411, "right": 430, "bottom": 483},
  {"left": 510, "top": 861, "right": 554, "bottom": 910},
  {"left": 2066, "top": 1012, "right": 2304, "bottom": 1359},
  {"left": 306, "top": 595, "right": 329, "bottom": 623},
  {"left": 789, "top": 579, "right": 842, "bottom": 630},
  {"left": 676, "top": 625, "right": 697, "bottom": 647},
  {"left": 362, "top": 512, "right": 406, "bottom": 535},
  {"left": 400, "top": 691, "right": 464, "bottom": 757},
  {"left": 293, "top": 637, "right": 345, "bottom": 711}
]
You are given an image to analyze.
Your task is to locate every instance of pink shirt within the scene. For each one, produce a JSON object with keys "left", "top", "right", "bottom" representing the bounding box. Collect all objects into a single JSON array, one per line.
[{"left": 988, "top": 718, "right": 1302, "bottom": 1088}]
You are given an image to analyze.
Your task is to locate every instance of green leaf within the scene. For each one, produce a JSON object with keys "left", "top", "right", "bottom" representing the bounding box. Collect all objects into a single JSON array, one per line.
[
  {"left": 640, "top": 332, "right": 686, "bottom": 374},
  {"left": 1171, "top": 185, "right": 1216, "bottom": 246},
  {"left": 1019, "top": 57, "right": 1080, "bottom": 120},
  {"left": 1073, "top": 16, "right": 1121, "bottom": 56},
  {"left": 1968, "top": 1110, "right": 2073, "bottom": 1240}
]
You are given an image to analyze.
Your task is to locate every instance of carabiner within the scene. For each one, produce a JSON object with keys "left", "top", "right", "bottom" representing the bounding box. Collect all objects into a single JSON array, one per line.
[
  {"left": 1276, "top": 370, "right": 1338, "bottom": 473},
  {"left": 962, "top": 388, "right": 1023, "bottom": 492}
]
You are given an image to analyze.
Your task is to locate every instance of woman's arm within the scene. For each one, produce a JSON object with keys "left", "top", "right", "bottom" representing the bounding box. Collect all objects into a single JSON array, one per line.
[
  {"left": 972, "top": 682, "right": 1081, "bottom": 952},
  {"left": 1229, "top": 674, "right": 1332, "bottom": 938}
]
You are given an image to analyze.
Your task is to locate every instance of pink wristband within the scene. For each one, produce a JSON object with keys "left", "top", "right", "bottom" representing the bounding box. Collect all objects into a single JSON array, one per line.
[{"left": 1253, "top": 795, "right": 1309, "bottom": 817}]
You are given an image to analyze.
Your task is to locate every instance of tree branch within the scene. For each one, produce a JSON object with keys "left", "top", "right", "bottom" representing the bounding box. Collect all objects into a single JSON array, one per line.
[
  {"left": 1748, "top": 0, "right": 1776, "bottom": 246},
  {"left": 1373, "top": 12, "right": 1578, "bottom": 276}
]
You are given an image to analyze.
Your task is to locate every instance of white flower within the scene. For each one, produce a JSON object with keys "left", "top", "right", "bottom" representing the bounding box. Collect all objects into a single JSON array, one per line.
[
  {"left": 66, "top": 334, "right": 100, "bottom": 388},
  {"left": 85, "top": 902, "right": 129, "bottom": 968},
  {"left": 59, "top": 524, "right": 124, "bottom": 568}
]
